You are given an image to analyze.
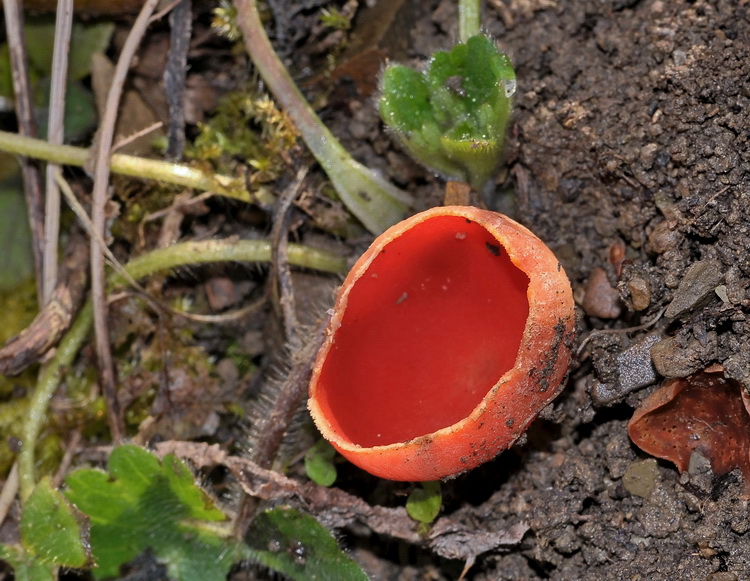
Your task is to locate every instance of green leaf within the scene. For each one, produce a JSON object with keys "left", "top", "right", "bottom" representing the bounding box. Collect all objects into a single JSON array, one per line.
[
  {"left": 35, "top": 80, "right": 98, "bottom": 141},
  {"left": 246, "top": 507, "right": 368, "bottom": 581},
  {"left": 0, "top": 478, "right": 89, "bottom": 581},
  {"left": 379, "top": 34, "right": 515, "bottom": 190},
  {"left": 406, "top": 481, "right": 442, "bottom": 524},
  {"left": 24, "top": 18, "right": 115, "bottom": 82},
  {"left": 0, "top": 544, "right": 55, "bottom": 581},
  {"left": 0, "top": 164, "right": 34, "bottom": 291},
  {"left": 0, "top": 18, "right": 109, "bottom": 141},
  {"left": 21, "top": 478, "right": 90, "bottom": 568},
  {"left": 65, "top": 445, "right": 241, "bottom": 581},
  {"left": 304, "top": 439, "right": 338, "bottom": 487},
  {"left": 378, "top": 66, "right": 432, "bottom": 134}
]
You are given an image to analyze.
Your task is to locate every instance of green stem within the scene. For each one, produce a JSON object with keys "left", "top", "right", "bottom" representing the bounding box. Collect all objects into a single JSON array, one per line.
[
  {"left": 121, "top": 239, "right": 347, "bottom": 282},
  {"left": 0, "top": 129, "right": 274, "bottom": 206},
  {"left": 19, "top": 301, "right": 93, "bottom": 502},
  {"left": 18, "top": 239, "right": 346, "bottom": 501},
  {"left": 233, "top": 0, "right": 411, "bottom": 234},
  {"left": 458, "top": 0, "right": 481, "bottom": 43}
]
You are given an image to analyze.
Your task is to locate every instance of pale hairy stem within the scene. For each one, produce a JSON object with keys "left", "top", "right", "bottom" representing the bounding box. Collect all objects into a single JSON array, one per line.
[{"left": 459, "top": 0, "right": 481, "bottom": 43}]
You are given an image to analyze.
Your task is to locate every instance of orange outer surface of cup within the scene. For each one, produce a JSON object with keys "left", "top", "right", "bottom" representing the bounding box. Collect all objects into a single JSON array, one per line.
[{"left": 308, "top": 206, "right": 576, "bottom": 481}]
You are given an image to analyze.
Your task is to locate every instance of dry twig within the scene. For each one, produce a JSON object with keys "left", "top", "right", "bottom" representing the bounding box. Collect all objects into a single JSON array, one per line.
[
  {"left": 164, "top": 0, "right": 191, "bottom": 159},
  {"left": 269, "top": 166, "right": 309, "bottom": 347},
  {"left": 89, "top": 0, "right": 162, "bottom": 443},
  {"left": 156, "top": 441, "right": 530, "bottom": 564},
  {"left": 42, "top": 0, "right": 74, "bottom": 303},
  {"left": 0, "top": 227, "right": 89, "bottom": 375},
  {"left": 2, "top": 0, "right": 45, "bottom": 301}
]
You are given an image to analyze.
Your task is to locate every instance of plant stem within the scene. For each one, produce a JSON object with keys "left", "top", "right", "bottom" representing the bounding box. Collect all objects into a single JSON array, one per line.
[
  {"left": 233, "top": 0, "right": 411, "bottom": 234},
  {"left": 18, "top": 239, "right": 346, "bottom": 501},
  {"left": 0, "top": 129, "right": 273, "bottom": 206},
  {"left": 121, "top": 239, "right": 347, "bottom": 282},
  {"left": 458, "top": 0, "right": 481, "bottom": 43},
  {"left": 19, "top": 300, "right": 93, "bottom": 501}
]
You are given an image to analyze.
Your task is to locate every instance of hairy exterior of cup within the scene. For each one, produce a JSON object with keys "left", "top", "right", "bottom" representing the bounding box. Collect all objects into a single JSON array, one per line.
[{"left": 308, "top": 206, "right": 576, "bottom": 481}]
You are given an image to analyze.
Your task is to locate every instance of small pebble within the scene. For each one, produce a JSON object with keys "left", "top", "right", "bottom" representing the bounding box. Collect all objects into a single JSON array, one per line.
[
  {"left": 622, "top": 458, "right": 660, "bottom": 498},
  {"left": 665, "top": 259, "right": 724, "bottom": 319},
  {"left": 627, "top": 276, "right": 652, "bottom": 311},
  {"left": 582, "top": 267, "right": 622, "bottom": 319},
  {"left": 616, "top": 333, "right": 660, "bottom": 392},
  {"left": 650, "top": 333, "right": 716, "bottom": 378},
  {"left": 648, "top": 220, "right": 682, "bottom": 254}
]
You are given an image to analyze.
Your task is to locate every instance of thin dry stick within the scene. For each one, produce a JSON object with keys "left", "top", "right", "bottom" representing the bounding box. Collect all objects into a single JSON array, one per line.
[
  {"left": 269, "top": 166, "right": 308, "bottom": 347},
  {"left": 0, "top": 227, "right": 89, "bottom": 376},
  {"left": 0, "top": 462, "right": 19, "bottom": 528},
  {"left": 112, "top": 120, "right": 164, "bottom": 153},
  {"left": 164, "top": 0, "right": 191, "bottom": 159},
  {"left": 157, "top": 440, "right": 530, "bottom": 562},
  {"left": 2, "top": 0, "right": 45, "bottom": 302},
  {"left": 42, "top": 0, "right": 74, "bottom": 304},
  {"left": 55, "top": 170, "right": 142, "bottom": 291},
  {"left": 90, "top": 0, "right": 162, "bottom": 443},
  {"left": 51, "top": 430, "right": 82, "bottom": 489}
]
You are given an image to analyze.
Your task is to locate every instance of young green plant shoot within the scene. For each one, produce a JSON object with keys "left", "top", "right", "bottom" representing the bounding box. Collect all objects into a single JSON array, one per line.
[
  {"left": 379, "top": 34, "right": 515, "bottom": 191},
  {"left": 308, "top": 206, "right": 575, "bottom": 481}
]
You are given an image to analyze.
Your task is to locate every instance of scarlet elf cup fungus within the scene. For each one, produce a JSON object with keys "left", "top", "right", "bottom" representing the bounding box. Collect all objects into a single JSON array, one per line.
[{"left": 308, "top": 206, "right": 576, "bottom": 481}]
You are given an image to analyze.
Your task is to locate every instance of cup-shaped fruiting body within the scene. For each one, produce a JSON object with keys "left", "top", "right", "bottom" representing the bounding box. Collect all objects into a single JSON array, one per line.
[{"left": 308, "top": 206, "right": 575, "bottom": 481}]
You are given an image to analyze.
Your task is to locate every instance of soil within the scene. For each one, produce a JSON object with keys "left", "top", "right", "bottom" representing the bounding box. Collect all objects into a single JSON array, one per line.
[
  {"left": 305, "top": 0, "right": 750, "bottom": 578},
  {"left": 3, "top": 0, "right": 750, "bottom": 580}
]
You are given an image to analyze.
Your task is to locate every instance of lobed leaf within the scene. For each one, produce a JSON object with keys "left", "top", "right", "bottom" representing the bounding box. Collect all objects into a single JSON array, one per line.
[
  {"left": 64, "top": 445, "right": 239, "bottom": 580},
  {"left": 379, "top": 34, "right": 515, "bottom": 190},
  {"left": 246, "top": 507, "right": 368, "bottom": 581}
]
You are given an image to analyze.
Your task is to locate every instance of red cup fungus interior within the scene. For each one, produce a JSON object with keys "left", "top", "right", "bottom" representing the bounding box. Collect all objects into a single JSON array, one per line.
[{"left": 315, "top": 215, "right": 530, "bottom": 447}]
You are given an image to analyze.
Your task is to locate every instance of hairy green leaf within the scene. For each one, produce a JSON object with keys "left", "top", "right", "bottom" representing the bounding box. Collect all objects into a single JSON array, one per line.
[
  {"left": 379, "top": 34, "right": 515, "bottom": 190},
  {"left": 0, "top": 544, "right": 55, "bottom": 581},
  {"left": 246, "top": 507, "right": 368, "bottom": 581},
  {"left": 0, "top": 478, "right": 90, "bottom": 581},
  {"left": 22, "top": 478, "right": 90, "bottom": 568},
  {"left": 65, "top": 445, "right": 242, "bottom": 581}
]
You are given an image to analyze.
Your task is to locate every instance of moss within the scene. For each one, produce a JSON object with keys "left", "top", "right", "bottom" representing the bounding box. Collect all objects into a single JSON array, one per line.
[
  {"left": 185, "top": 89, "right": 298, "bottom": 185},
  {"left": 0, "top": 278, "right": 38, "bottom": 345}
]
